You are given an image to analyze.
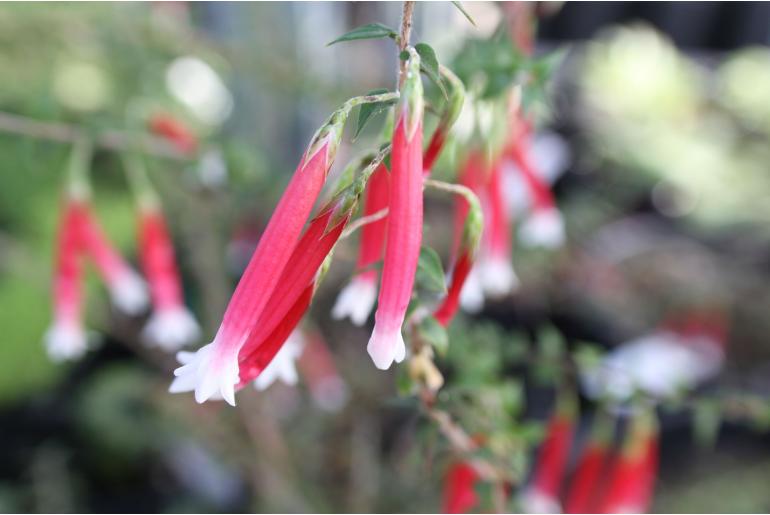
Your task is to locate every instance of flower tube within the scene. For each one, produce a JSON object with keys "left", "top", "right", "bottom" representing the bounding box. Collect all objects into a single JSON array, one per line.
[
  {"left": 367, "top": 48, "right": 424, "bottom": 370},
  {"left": 138, "top": 205, "right": 201, "bottom": 350},
  {"left": 45, "top": 196, "right": 88, "bottom": 361},
  {"left": 522, "top": 393, "right": 577, "bottom": 513},
  {"left": 564, "top": 413, "right": 614, "bottom": 514},
  {"left": 443, "top": 462, "right": 480, "bottom": 514},
  {"left": 171, "top": 107, "right": 346, "bottom": 405}
]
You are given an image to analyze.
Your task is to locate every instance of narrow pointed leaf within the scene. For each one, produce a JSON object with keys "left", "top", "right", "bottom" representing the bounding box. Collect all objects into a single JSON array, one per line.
[
  {"left": 328, "top": 23, "right": 398, "bottom": 46},
  {"left": 354, "top": 88, "right": 397, "bottom": 140},
  {"left": 415, "top": 246, "right": 447, "bottom": 296},
  {"left": 451, "top": 1, "right": 477, "bottom": 27}
]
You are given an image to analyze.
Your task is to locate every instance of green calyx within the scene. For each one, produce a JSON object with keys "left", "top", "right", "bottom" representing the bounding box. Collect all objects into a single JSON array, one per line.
[
  {"left": 438, "top": 65, "right": 466, "bottom": 133},
  {"left": 66, "top": 137, "right": 94, "bottom": 200},
  {"left": 399, "top": 47, "right": 424, "bottom": 141},
  {"left": 306, "top": 91, "right": 399, "bottom": 170}
]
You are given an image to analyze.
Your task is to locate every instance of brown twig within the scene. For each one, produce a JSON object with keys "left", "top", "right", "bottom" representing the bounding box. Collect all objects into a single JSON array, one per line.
[
  {"left": 397, "top": 1, "right": 416, "bottom": 88},
  {"left": 0, "top": 110, "right": 192, "bottom": 161}
]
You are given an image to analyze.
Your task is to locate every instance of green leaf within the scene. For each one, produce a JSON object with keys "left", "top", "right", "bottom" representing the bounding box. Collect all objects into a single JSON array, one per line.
[
  {"left": 415, "top": 245, "right": 447, "bottom": 296},
  {"left": 451, "top": 1, "right": 477, "bottom": 27},
  {"left": 415, "top": 42, "right": 447, "bottom": 99},
  {"left": 693, "top": 398, "right": 721, "bottom": 448},
  {"left": 418, "top": 315, "right": 449, "bottom": 356},
  {"left": 327, "top": 23, "right": 398, "bottom": 46},
  {"left": 354, "top": 88, "right": 397, "bottom": 140}
]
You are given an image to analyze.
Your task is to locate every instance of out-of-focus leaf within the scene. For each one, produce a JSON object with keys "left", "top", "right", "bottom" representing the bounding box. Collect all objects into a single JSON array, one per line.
[
  {"left": 418, "top": 315, "right": 449, "bottom": 356},
  {"left": 693, "top": 398, "right": 721, "bottom": 448},
  {"left": 451, "top": 1, "right": 477, "bottom": 27}
]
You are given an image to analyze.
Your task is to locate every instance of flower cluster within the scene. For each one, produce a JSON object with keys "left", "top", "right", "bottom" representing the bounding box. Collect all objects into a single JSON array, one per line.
[{"left": 45, "top": 140, "right": 200, "bottom": 361}]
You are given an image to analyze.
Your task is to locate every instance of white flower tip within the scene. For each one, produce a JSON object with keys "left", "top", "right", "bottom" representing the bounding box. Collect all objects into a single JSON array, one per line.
[
  {"left": 480, "top": 258, "right": 519, "bottom": 298},
  {"left": 142, "top": 307, "right": 202, "bottom": 351},
  {"left": 459, "top": 266, "right": 485, "bottom": 313},
  {"left": 520, "top": 208, "right": 566, "bottom": 249},
  {"left": 170, "top": 343, "right": 239, "bottom": 406},
  {"left": 44, "top": 322, "right": 88, "bottom": 362},
  {"left": 111, "top": 271, "right": 149, "bottom": 315},
  {"left": 521, "top": 489, "right": 562, "bottom": 514},
  {"left": 252, "top": 330, "right": 305, "bottom": 391},
  {"left": 332, "top": 278, "right": 377, "bottom": 326},
  {"left": 366, "top": 323, "right": 406, "bottom": 370}
]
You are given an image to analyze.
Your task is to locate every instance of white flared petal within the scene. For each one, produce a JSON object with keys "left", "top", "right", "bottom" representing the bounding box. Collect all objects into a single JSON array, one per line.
[
  {"left": 367, "top": 322, "right": 406, "bottom": 370},
  {"left": 519, "top": 208, "right": 566, "bottom": 249},
  {"left": 501, "top": 160, "right": 531, "bottom": 217},
  {"left": 44, "top": 322, "right": 88, "bottom": 362},
  {"left": 331, "top": 277, "right": 378, "bottom": 326},
  {"left": 311, "top": 376, "right": 349, "bottom": 412},
  {"left": 142, "top": 307, "right": 202, "bottom": 351},
  {"left": 479, "top": 257, "right": 519, "bottom": 298},
  {"left": 169, "top": 342, "right": 240, "bottom": 405},
  {"left": 521, "top": 488, "right": 562, "bottom": 514},
  {"left": 110, "top": 271, "right": 149, "bottom": 316},
  {"left": 253, "top": 330, "right": 305, "bottom": 391},
  {"left": 580, "top": 331, "right": 725, "bottom": 403},
  {"left": 459, "top": 265, "right": 485, "bottom": 313}
]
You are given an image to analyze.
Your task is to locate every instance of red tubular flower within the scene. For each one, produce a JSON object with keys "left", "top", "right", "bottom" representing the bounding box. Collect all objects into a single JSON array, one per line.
[
  {"left": 433, "top": 179, "right": 483, "bottom": 327},
  {"left": 522, "top": 395, "right": 577, "bottom": 513},
  {"left": 478, "top": 158, "right": 518, "bottom": 297},
  {"left": 443, "top": 462, "right": 480, "bottom": 514},
  {"left": 297, "top": 331, "right": 349, "bottom": 412},
  {"left": 45, "top": 196, "right": 88, "bottom": 361},
  {"left": 332, "top": 163, "right": 389, "bottom": 326},
  {"left": 149, "top": 113, "right": 198, "bottom": 155},
  {"left": 80, "top": 206, "right": 149, "bottom": 316},
  {"left": 506, "top": 132, "right": 565, "bottom": 249},
  {"left": 367, "top": 49, "right": 424, "bottom": 370},
  {"left": 564, "top": 415, "right": 613, "bottom": 514},
  {"left": 171, "top": 106, "right": 349, "bottom": 405},
  {"left": 598, "top": 413, "right": 659, "bottom": 514},
  {"left": 138, "top": 205, "right": 201, "bottom": 350},
  {"left": 236, "top": 206, "right": 349, "bottom": 371}
]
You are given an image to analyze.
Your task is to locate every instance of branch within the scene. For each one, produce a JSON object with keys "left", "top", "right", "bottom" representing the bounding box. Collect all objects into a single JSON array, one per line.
[
  {"left": 0, "top": 110, "right": 192, "bottom": 161},
  {"left": 397, "top": 1, "right": 416, "bottom": 88}
]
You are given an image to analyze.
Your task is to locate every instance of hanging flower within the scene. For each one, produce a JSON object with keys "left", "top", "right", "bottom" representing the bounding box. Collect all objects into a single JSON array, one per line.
[
  {"left": 171, "top": 105, "right": 349, "bottom": 405},
  {"left": 522, "top": 394, "right": 577, "bottom": 514},
  {"left": 506, "top": 140, "right": 565, "bottom": 249},
  {"left": 138, "top": 204, "right": 201, "bottom": 350},
  {"left": 563, "top": 415, "right": 613, "bottom": 514},
  {"left": 443, "top": 462, "right": 480, "bottom": 514},
  {"left": 597, "top": 412, "right": 659, "bottom": 514},
  {"left": 432, "top": 180, "right": 483, "bottom": 327},
  {"left": 44, "top": 195, "right": 88, "bottom": 361},
  {"left": 367, "top": 48, "right": 424, "bottom": 370},
  {"left": 478, "top": 158, "right": 518, "bottom": 297},
  {"left": 80, "top": 206, "right": 149, "bottom": 316},
  {"left": 332, "top": 162, "right": 389, "bottom": 326}
]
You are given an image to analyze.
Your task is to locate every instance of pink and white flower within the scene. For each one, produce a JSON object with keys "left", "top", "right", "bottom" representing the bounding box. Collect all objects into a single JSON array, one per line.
[
  {"left": 367, "top": 49, "right": 424, "bottom": 370},
  {"left": 138, "top": 205, "right": 200, "bottom": 351},
  {"left": 172, "top": 110, "right": 346, "bottom": 405},
  {"left": 45, "top": 197, "right": 88, "bottom": 361}
]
